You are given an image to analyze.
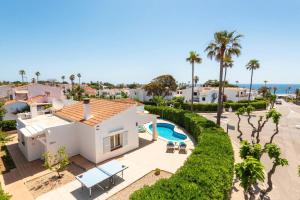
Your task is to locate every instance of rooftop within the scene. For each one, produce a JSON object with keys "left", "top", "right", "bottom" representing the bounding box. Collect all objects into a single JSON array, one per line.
[
  {"left": 55, "top": 99, "right": 135, "bottom": 126},
  {"left": 21, "top": 114, "right": 70, "bottom": 129}
]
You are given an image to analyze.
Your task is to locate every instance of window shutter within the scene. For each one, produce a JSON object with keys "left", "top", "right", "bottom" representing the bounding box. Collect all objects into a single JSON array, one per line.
[
  {"left": 103, "top": 137, "right": 111, "bottom": 153},
  {"left": 122, "top": 131, "right": 128, "bottom": 146}
]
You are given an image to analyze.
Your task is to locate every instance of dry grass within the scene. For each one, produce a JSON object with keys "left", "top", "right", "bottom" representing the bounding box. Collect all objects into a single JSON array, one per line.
[
  {"left": 25, "top": 163, "right": 84, "bottom": 198},
  {"left": 108, "top": 170, "right": 172, "bottom": 200}
]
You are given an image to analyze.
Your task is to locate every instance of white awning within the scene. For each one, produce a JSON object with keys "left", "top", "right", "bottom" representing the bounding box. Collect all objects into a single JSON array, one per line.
[{"left": 19, "top": 124, "right": 45, "bottom": 138}]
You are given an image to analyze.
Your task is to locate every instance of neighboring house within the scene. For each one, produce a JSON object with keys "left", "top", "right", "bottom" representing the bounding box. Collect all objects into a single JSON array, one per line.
[
  {"left": 128, "top": 88, "right": 173, "bottom": 102},
  {"left": 174, "top": 87, "right": 256, "bottom": 103},
  {"left": 83, "top": 85, "right": 97, "bottom": 96},
  {"left": 0, "top": 85, "right": 13, "bottom": 102},
  {"left": 3, "top": 83, "right": 66, "bottom": 120},
  {"left": 16, "top": 98, "right": 156, "bottom": 163}
]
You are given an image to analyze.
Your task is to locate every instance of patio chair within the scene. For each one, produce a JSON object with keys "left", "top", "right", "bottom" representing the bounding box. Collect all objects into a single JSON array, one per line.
[
  {"left": 166, "top": 141, "right": 175, "bottom": 152},
  {"left": 178, "top": 142, "right": 187, "bottom": 153}
]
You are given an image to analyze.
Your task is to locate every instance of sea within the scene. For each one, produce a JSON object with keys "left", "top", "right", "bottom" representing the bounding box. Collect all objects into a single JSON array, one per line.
[{"left": 238, "top": 84, "right": 300, "bottom": 95}]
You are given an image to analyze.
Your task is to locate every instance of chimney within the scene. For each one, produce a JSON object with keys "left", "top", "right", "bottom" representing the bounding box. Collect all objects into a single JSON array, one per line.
[{"left": 83, "top": 98, "right": 92, "bottom": 120}]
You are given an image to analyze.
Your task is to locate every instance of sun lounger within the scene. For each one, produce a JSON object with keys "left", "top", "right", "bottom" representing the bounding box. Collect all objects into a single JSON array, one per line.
[
  {"left": 179, "top": 142, "right": 187, "bottom": 152},
  {"left": 166, "top": 141, "right": 175, "bottom": 151}
]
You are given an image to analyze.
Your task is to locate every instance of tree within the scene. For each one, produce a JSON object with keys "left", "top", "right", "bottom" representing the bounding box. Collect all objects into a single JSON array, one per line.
[
  {"left": 273, "top": 87, "right": 278, "bottom": 95},
  {"left": 144, "top": 75, "right": 177, "bottom": 97},
  {"left": 69, "top": 74, "right": 75, "bottom": 91},
  {"left": 19, "top": 70, "right": 26, "bottom": 83},
  {"left": 258, "top": 86, "right": 270, "bottom": 98},
  {"left": 235, "top": 105, "right": 288, "bottom": 200},
  {"left": 120, "top": 91, "right": 128, "bottom": 98},
  {"left": 152, "top": 96, "right": 166, "bottom": 106},
  {"left": 295, "top": 88, "right": 300, "bottom": 100},
  {"left": 77, "top": 73, "right": 81, "bottom": 86},
  {"left": 235, "top": 156, "right": 264, "bottom": 200},
  {"left": 35, "top": 71, "right": 40, "bottom": 83},
  {"left": 0, "top": 185, "right": 11, "bottom": 200},
  {"left": 246, "top": 59, "right": 260, "bottom": 102},
  {"left": 61, "top": 75, "right": 65, "bottom": 83},
  {"left": 186, "top": 51, "right": 202, "bottom": 111},
  {"left": 0, "top": 102, "right": 7, "bottom": 121},
  {"left": 260, "top": 144, "right": 288, "bottom": 199},
  {"left": 42, "top": 146, "right": 70, "bottom": 178},
  {"left": 222, "top": 56, "right": 234, "bottom": 102},
  {"left": 205, "top": 31, "right": 243, "bottom": 125},
  {"left": 264, "top": 80, "right": 268, "bottom": 87},
  {"left": 194, "top": 75, "right": 199, "bottom": 87}
]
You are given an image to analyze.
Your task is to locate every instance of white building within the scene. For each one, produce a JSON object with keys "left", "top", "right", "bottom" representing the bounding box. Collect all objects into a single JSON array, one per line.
[
  {"left": 128, "top": 88, "right": 174, "bottom": 102},
  {"left": 17, "top": 98, "right": 157, "bottom": 163},
  {"left": 3, "top": 84, "right": 66, "bottom": 120},
  {"left": 175, "top": 86, "right": 256, "bottom": 103}
]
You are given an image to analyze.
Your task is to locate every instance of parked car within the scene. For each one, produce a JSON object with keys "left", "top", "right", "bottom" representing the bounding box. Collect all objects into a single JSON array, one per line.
[{"left": 275, "top": 99, "right": 283, "bottom": 105}]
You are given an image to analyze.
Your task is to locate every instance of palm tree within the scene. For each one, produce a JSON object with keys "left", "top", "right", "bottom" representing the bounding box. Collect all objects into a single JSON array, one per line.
[
  {"left": 273, "top": 87, "right": 278, "bottom": 95},
  {"left": 194, "top": 75, "right": 199, "bottom": 87},
  {"left": 246, "top": 59, "right": 260, "bottom": 102},
  {"left": 295, "top": 89, "right": 300, "bottom": 100},
  {"left": 35, "top": 71, "right": 40, "bottom": 83},
  {"left": 264, "top": 80, "right": 268, "bottom": 87},
  {"left": 222, "top": 56, "right": 234, "bottom": 102},
  {"left": 77, "top": 73, "right": 81, "bottom": 86},
  {"left": 186, "top": 51, "right": 202, "bottom": 111},
  {"left": 205, "top": 31, "right": 242, "bottom": 125},
  {"left": 19, "top": 70, "right": 26, "bottom": 83},
  {"left": 69, "top": 74, "right": 75, "bottom": 91},
  {"left": 235, "top": 80, "right": 239, "bottom": 86},
  {"left": 61, "top": 75, "right": 65, "bottom": 83}
]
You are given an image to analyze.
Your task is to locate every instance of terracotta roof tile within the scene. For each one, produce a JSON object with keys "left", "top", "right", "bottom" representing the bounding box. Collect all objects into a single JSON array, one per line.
[{"left": 55, "top": 99, "right": 135, "bottom": 126}]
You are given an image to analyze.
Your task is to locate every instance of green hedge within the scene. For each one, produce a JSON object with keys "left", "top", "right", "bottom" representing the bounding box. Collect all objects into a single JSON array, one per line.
[
  {"left": 0, "top": 120, "right": 17, "bottom": 131},
  {"left": 130, "top": 106, "right": 234, "bottom": 200},
  {"left": 180, "top": 100, "right": 267, "bottom": 112}
]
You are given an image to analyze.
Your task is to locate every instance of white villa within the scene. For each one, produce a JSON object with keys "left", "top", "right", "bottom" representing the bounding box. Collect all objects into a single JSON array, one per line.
[
  {"left": 3, "top": 83, "right": 68, "bottom": 120},
  {"left": 128, "top": 88, "right": 174, "bottom": 102},
  {"left": 16, "top": 98, "right": 157, "bottom": 163},
  {"left": 174, "top": 86, "right": 257, "bottom": 103}
]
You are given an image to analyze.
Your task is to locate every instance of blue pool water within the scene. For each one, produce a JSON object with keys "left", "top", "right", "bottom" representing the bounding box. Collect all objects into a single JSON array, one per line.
[{"left": 149, "top": 123, "right": 187, "bottom": 141}]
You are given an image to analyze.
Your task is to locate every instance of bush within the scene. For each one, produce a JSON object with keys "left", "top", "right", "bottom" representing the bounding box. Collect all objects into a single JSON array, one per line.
[
  {"left": 154, "top": 168, "right": 161, "bottom": 176},
  {"left": 180, "top": 101, "right": 267, "bottom": 112},
  {"left": 0, "top": 184, "right": 11, "bottom": 200},
  {"left": 0, "top": 121, "right": 16, "bottom": 131},
  {"left": 130, "top": 106, "right": 234, "bottom": 200},
  {"left": 224, "top": 101, "right": 267, "bottom": 111}
]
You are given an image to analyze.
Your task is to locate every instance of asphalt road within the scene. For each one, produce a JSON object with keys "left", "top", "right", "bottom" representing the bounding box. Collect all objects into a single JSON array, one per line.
[{"left": 201, "top": 100, "right": 300, "bottom": 200}]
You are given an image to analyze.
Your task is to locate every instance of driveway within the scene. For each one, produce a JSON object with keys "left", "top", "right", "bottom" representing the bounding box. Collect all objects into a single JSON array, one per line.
[{"left": 202, "top": 101, "right": 300, "bottom": 200}]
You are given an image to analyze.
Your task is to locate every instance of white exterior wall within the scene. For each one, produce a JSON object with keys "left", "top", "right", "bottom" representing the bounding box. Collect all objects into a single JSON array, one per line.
[
  {"left": 95, "top": 106, "right": 139, "bottom": 163},
  {"left": 27, "top": 84, "right": 64, "bottom": 100},
  {"left": 76, "top": 123, "right": 97, "bottom": 163},
  {"left": 0, "top": 86, "right": 12, "bottom": 99},
  {"left": 45, "top": 123, "right": 79, "bottom": 158}
]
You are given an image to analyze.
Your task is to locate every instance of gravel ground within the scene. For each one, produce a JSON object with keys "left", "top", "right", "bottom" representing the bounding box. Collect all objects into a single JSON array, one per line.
[{"left": 107, "top": 170, "right": 172, "bottom": 200}]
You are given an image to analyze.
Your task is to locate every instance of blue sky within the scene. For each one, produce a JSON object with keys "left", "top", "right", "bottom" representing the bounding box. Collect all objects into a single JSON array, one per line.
[{"left": 0, "top": 0, "right": 299, "bottom": 84}]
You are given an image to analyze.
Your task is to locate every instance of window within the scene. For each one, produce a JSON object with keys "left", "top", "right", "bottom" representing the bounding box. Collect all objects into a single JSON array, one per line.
[
  {"left": 110, "top": 134, "right": 122, "bottom": 151},
  {"left": 202, "top": 97, "right": 206, "bottom": 101},
  {"left": 193, "top": 92, "right": 197, "bottom": 96},
  {"left": 21, "top": 134, "right": 25, "bottom": 146}
]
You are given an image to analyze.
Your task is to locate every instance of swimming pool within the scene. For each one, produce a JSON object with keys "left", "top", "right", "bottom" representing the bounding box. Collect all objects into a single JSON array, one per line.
[{"left": 148, "top": 123, "right": 187, "bottom": 141}]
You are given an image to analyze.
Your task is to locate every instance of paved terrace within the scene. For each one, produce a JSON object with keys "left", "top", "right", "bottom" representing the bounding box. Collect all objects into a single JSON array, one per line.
[
  {"left": 0, "top": 122, "right": 194, "bottom": 200},
  {"left": 37, "top": 130, "right": 194, "bottom": 200}
]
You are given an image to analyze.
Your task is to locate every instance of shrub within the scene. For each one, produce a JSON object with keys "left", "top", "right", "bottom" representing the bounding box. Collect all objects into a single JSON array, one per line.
[
  {"left": 0, "top": 185, "right": 11, "bottom": 200},
  {"left": 224, "top": 101, "right": 267, "bottom": 111},
  {"left": 0, "top": 120, "right": 16, "bottom": 131},
  {"left": 181, "top": 101, "right": 267, "bottom": 112},
  {"left": 130, "top": 106, "right": 234, "bottom": 200},
  {"left": 154, "top": 168, "right": 161, "bottom": 176}
]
